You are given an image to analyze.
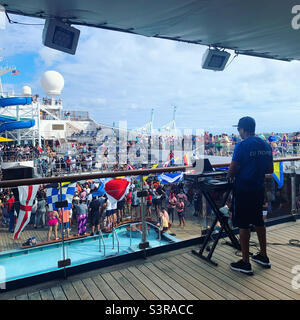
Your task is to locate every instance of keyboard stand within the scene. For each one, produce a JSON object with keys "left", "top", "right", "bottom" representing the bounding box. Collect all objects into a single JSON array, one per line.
[{"left": 191, "top": 179, "right": 241, "bottom": 266}]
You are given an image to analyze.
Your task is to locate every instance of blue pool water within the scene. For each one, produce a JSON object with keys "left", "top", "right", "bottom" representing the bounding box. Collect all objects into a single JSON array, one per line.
[{"left": 0, "top": 224, "right": 178, "bottom": 282}]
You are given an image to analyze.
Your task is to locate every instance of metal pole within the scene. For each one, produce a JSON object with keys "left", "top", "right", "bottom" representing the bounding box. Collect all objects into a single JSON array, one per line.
[
  {"left": 16, "top": 105, "right": 20, "bottom": 145},
  {"left": 37, "top": 101, "right": 42, "bottom": 147},
  {"left": 139, "top": 175, "right": 148, "bottom": 258},
  {"left": 291, "top": 165, "right": 297, "bottom": 219},
  {"left": 115, "top": 229, "right": 120, "bottom": 254},
  {"left": 59, "top": 182, "right": 67, "bottom": 278},
  {"left": 0, "top": 76, "right": 3, "bottom": 96},
  {"left": 99, "top": 230, "right": 105, "bottom": 255},
  {"left": 99, "top": 232, "right": 101, "bottom": 252},
  {"left": 130, "top": 223, "right": 132, "bottom": 247}
]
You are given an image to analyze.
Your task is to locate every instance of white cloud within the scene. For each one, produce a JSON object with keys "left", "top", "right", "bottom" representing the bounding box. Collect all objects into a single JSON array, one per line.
[
  {"left": 1, "top": 14, "right": 300, "bottom": 134},
  {"left": 38, "top": 47, "right": 65, "bottom": 67}
]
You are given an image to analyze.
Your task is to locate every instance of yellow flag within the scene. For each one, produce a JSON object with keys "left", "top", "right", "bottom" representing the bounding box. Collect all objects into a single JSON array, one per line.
[
  {"left": 143, "top": 164, "right": 158, "bottom": 181},
  {"left": 272, "top": 162, "right": 283, "bottom": 188}
]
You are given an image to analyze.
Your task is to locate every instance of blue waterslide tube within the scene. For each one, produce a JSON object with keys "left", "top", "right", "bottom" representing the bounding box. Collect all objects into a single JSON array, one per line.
[
  {"left": 0, "top": 97, "right": 32, "bottom": 107},
  {"left": 0, "top": 97, "right": 35, "bottom": 133},
  {"left": 0, "top": 119, "right": 35, "bottom": 132}
]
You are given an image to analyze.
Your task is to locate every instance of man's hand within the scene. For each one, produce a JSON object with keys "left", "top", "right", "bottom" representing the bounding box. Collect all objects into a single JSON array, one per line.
[
  {"left": 226, "top": 174, "right": 234, "bottom": 184},
  {"left": 227, "top": 160, "right": 239, "bottom": 183}
]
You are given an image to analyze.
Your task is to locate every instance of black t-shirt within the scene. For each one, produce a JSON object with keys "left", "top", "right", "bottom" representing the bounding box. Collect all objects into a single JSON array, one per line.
[
  {"left": 89, "top": 199, "right": 100, "bottom": 213},
  {"left": 156, "top": 186, "right": 165, "bottom": 195}
]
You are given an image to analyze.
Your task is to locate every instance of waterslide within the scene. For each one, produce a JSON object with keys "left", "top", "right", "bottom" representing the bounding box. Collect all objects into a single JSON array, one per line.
[{"left": 0, "top": 97, "right": 35, "bottom": 133}]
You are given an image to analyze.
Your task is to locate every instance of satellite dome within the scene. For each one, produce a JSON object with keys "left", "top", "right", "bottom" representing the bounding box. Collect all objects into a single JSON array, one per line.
[
  {"left": 22, "top": 85, "right": 32, "bottom": 96},
  {"left": 40, "top": 70, "right": 64, "bottom": 97}
]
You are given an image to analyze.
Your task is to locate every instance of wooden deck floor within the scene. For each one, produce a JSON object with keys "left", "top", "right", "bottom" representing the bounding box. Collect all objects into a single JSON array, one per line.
[{"left": 1, "top": 220, "right": 300, "bottom": 300}]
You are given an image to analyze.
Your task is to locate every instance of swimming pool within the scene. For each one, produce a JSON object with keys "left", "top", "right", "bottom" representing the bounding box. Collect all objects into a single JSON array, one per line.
[{"left": 0, "top": 223, "right": 178, "bottom": 283}]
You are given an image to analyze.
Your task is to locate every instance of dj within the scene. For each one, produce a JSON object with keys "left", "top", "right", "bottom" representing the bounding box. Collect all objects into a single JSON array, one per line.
[{"left": 227, "top": 116, "right": 273, "bottom": 275}]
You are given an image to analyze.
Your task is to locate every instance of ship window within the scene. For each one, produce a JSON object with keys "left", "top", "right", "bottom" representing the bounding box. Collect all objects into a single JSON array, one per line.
[{"left": 52, "top": 124, "right": 64, "bottom": 130}]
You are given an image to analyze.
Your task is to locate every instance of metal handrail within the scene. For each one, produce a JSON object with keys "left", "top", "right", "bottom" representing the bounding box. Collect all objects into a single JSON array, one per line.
[
  {"left": 98, "top": 230, "right": 106, "bottom": 256},
  {"left": 130, "top": 221, "right": 165, "bottom": 244},
  {"left": 129, "top": 222, "right": 143, "bottom": 247},
  {"left": 146, "top": 221, "right": 161, "bottom": 243},
  {"left": 0, "top": 163, "right": 190, "bottom": 188},
  {"left": 112, "top": 227, "right": 120, "bottom": 254}
]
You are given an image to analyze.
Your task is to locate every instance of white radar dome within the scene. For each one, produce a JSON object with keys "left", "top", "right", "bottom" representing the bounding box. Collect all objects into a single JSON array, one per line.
[
  {"left": 22, "top": 86, "right": 32, "bottom": 96},
  {"left": 40, "top": 70, "right": 64, "bottom": 97}
]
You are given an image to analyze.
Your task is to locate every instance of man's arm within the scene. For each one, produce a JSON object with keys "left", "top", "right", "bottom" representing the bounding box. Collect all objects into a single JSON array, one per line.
[
  {"left": 227, "top": 142, "right": 241, "bottom": 181},
  {"left": 227, "top": 160, "right": 239, "bottom": 180}
]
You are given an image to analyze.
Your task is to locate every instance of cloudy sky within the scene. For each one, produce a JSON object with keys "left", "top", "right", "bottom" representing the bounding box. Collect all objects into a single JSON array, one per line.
[{"left": 1, "top": 13, "right": 300, "bottom": 135}]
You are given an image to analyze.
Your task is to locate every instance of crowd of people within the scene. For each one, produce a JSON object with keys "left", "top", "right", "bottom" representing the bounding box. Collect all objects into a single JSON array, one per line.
[
  {"left": 1, "top": 130, "right": 300, "bottom": 177},
  {"left": 0, "top": 176, "right": 211, "bottom": 243},
  {"left": 203, "top": 131, "right": 300, "bottom": 157},
  {"left": 0, "top": 126, "right": 298, "bottom": 247},
  {"left": 0, "top": 170, "right": 286, "bottom": 246},
  {"left": 0, "top": 144, "right": 43, "bottom": 162}
]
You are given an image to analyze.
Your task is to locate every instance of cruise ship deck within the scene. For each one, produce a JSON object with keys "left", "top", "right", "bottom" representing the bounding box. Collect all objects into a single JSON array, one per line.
[{"left": 1, "top": 219, "right": 299, "bottom": 300}]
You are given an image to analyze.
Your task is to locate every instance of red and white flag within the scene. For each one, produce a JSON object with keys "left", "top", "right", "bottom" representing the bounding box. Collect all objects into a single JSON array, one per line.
[
  {"left": 126, "top": 164, "right": 135, "bottom": 170},
  {"left": 14, "top": 185, "right": 39, "bottom": 239},
  {"left": 104, "top": 178, "right": 130, "bottom": 207}
]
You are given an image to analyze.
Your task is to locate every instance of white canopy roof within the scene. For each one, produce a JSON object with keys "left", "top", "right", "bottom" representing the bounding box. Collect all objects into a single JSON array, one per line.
[{"left": 2, "top": 0, "right": 300, "bottom": 61}]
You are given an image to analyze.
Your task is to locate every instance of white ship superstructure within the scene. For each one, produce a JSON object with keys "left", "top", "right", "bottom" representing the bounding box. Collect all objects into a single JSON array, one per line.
[{"left": 0, "top": 70, "right": 109, "bottom": 148}]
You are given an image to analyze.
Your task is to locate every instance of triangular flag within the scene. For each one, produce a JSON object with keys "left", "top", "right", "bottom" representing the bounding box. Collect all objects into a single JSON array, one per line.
[{"left": 272, "top": 162, "right": 283, "bottom": 189}]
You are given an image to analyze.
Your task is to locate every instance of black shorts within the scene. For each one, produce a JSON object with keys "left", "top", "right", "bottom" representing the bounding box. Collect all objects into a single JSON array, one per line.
[
  {"left": 232, "top": 188, "right": 265, "bottom": 229},
  {"left": 106, "top": 209, "right": 116, "bottom": 217},
  {"left": 90, "top": 211, "right": 100, "bottom": 226},
  {"left": 117, "top": 201, "right": 125, "bottom": 210},
  {"left": 153, "top": 198, "right": 162, "bottom": 206}
]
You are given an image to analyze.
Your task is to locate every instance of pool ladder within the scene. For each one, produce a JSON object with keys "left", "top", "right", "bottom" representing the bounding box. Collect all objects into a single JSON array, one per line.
[
  {"left": 98, "top": 229, "right": 106, "bottom": 256},
  {"left": 98, "top": 228, "right": 120, "bottom": 256},
  {"left": 112, "top": 227, "right": 120, "bottom": 254}
]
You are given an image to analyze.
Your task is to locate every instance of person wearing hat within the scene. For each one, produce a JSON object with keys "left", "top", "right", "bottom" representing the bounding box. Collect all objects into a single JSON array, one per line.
[{"left": 227, "top": 116, "right": 273, "bottom": 275}]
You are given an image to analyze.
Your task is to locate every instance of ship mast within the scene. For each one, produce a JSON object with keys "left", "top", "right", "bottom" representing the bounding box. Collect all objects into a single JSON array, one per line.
[{"left": 0, "top": 50, "right": 16, "bottom": 96}]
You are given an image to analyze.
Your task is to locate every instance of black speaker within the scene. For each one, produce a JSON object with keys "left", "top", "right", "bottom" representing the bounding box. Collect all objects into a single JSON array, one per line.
[{"left": 2, "top": 166, "right": 34, "bottom": 181}]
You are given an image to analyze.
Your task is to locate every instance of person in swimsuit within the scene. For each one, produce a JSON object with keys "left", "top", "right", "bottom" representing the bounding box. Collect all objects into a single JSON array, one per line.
[
  {"left": 47, "top": 210, "right": 60, "bottom": 241},
  {"left": 146, "top": 193, "right": 152, "bottom": 218},
  {"left": 176, "top": 198, "right": 185, "bottom": 228},
  {"left": 156, "top": 210, "right": 169, "bottom": 239},
  {"left": 167, "top": 192, "right": 177, "bottom": 223}
]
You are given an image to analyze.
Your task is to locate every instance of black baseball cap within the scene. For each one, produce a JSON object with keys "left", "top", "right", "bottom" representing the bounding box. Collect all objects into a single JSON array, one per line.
[{"left": 233, "top": 116, "right": 256, "bottom": 133}]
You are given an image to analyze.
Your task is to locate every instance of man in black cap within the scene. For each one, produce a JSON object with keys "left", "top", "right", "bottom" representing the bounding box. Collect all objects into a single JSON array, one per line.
[{"left": 227, "top": 116, "right": 273, "bottom": 275}]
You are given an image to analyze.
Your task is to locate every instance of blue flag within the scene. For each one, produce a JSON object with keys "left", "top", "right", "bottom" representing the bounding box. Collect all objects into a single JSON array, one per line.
[
  {"left": 92, "top": 182, "right": 106, "bottom": 197},
  {"left": 272, "top": 162, "right": 284, "bottom": 189},
  {"left": 46, "top": 182, "right": 76, "bottom": 211},
  {"left": 158, "top": 172, "right": 183, "bottom": 184}
]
